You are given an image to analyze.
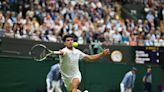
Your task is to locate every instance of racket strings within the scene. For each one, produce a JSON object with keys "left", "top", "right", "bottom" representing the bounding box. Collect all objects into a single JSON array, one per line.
[
  {"left": 31, "top": 46, "right": 48, "bottom": 60},
  {"left": 40, "top": 49, "right": 46, "bottom": 59}
]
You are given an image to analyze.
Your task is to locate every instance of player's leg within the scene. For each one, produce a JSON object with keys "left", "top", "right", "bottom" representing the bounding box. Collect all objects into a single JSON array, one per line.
[
  {"left": 46, "top": 79, "right": 55, "bottom": 92},
  {"left": 144, "top": 83, "right": 151, "bottom": 92},
  {"left": 71, "top": 73, "right": 82, "bottom": 92},
  {"left": 61, "top": 73, "right": 81, "bottom": 92},
  {"left": 61, "top": 76, "right": 72, "bottom": 92},
  {"left": 127, "top": 88, "right": 132, "bottom": 92},
  {"left": 120, "top": 83, "right": 125, "bottom": 92},
  {"left": 71, "top": 78, "right": 80, "bottom": 92},
  {"left": 55, "top": 80, "right": 62, "bottom": 92}
]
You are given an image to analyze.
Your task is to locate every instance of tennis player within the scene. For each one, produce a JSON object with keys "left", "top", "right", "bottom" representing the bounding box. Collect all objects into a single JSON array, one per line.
[
  {"left": 46, "top": 63, "right": 63, "bottom": 92},
  {"left": 58, "top": 34, "right": 109, "bottom": 92}
]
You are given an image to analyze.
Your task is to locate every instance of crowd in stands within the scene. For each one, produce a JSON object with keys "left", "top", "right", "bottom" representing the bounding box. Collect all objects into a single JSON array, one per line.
[{"left": 0, "top": 0, "right": 164, "bottom": 47}]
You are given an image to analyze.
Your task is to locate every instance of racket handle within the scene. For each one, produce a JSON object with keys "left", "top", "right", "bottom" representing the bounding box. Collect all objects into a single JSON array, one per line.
[{"left": 53, "top": 51, "right": 60, "bottom": 54}]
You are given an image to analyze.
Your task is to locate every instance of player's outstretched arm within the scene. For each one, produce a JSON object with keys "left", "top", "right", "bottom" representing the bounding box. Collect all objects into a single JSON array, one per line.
[
  {"left": 54, "top": 50, "right": 64, "bottom": 56},
  {"left": 83, "top": 49, "right": 109, "bottom": 61}
]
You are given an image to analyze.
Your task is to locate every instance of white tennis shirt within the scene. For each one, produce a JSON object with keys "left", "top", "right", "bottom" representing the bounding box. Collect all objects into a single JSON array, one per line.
[{"left": 59, "top": 47, "right": 87, "bottom": 78}]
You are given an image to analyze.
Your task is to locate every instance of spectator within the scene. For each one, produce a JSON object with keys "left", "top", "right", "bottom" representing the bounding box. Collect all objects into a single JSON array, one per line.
[
  {"left": 0, "top": 12, "right": 5, "bottom": 30},
  {"left": 47, "top": 30, "right": 58, "bottom": 42},
  {"left": 31, "top": 17, "right": 40, "bottom": 32},
  {"left": 46, "top": 63, "right": 63, "bottom": 92},
  {"left": 4, "top": 21, "right": 14, "bottom": 38},
  {"left": 161, "top": 35, "right": 164, "bottom": 46},
  {"left": 154, "top": 35, "right": 163, "bottom": 46},
  {"left": 112, "top": 29, "right": 122, "bottom": 44},
  {"left": 120, "top": 67, "right": 137, "bottom": 92},
  {"left": 103, "top": 27, "right": 113, "bottom": 44},
  {"left": 122, "top": 31, "right": 130, "bottom": 45},
  {"left": 30, "top": 30, "right": 41, "bottom": 41},
  {"left": 137, "top": 33, "right": 145, "bottom": 46},
  {"left": 23, "top": 16, "right": 33, "bottom": 37},
  {"left": 142, "top": 66, "right": 152, "bottom": 92},
  {"left": 145, "top": 35, "right": 154, "bottom": 46},
  {"left": 129, "top": 34, "right": 137, "bottom": 46}
]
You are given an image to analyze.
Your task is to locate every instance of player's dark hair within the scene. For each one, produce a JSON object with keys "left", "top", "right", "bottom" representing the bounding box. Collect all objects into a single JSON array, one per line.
[{"left": 62, "top": 34, "right": 74, "bottom": 42}]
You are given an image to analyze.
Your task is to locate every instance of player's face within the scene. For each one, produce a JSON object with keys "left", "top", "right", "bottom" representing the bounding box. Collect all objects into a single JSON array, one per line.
[
  {"left": 65, "top": 37, "right": 74, "bottom": 48},
  {"left": 132, "top": 70, "right": 137, "bottom": 74}
]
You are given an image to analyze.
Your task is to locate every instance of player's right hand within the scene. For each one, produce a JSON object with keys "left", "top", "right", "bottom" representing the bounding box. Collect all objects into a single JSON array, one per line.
[{"left": 59, "top": 50, "right": 64, "bottom": 56}]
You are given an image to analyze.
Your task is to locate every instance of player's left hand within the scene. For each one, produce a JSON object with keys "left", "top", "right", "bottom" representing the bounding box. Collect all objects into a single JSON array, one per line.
[
  {"left": 102, "top": 49, "right": 110, "bottom": 55},
  {"left": 49, "top": 84, "right": 52, "bottom": 89}
]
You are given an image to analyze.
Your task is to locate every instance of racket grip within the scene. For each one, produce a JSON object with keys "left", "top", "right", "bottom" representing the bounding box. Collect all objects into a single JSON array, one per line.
[{"left": 53, "top": 51, "right": 60, "bottom": 54}]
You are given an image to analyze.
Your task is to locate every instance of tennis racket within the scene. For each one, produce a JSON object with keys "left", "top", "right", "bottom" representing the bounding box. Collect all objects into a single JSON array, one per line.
[{"left": 29, "top": 44, "right": 60, "bottom": 61}]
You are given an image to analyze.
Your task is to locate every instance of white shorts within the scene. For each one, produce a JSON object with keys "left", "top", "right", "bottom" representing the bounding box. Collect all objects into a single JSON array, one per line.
[
  {"left": 120, "top": 83, "right": 132, "bottom": 92},
  {"left": 62, "top": 73, "right": 82, "bottom": 92}
]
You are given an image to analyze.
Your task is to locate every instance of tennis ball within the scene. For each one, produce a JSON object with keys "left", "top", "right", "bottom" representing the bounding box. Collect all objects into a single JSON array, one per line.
[{"left": 73, "top": 42, "right": 78, "bottom": 48}]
